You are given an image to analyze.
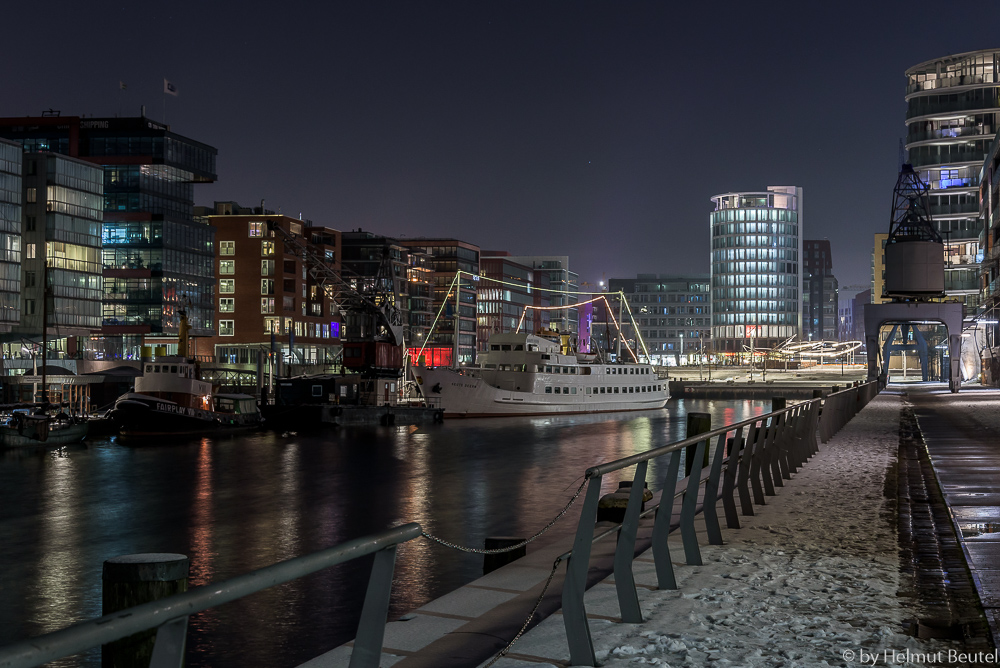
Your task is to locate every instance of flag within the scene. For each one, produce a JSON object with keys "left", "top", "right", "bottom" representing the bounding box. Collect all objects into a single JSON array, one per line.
[
  {"left": 119, "top": 81, "right": 127, "bottom": 91},
  {"left": 163, "top": 79, "right": 178, "bottom": 96}
]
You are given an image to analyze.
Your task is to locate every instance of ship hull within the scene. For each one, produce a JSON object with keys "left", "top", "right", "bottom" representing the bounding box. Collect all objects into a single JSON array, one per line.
[
  {"left": 415, "top": 366, "right": 669, "bottom": 418},
  {"left": 112, "top": 394, "right": 262, "bottom": 440}
]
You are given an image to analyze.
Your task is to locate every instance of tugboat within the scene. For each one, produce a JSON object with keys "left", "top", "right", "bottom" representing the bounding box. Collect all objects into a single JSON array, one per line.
[{"left": 110, "top": 308, "right": 262, "bottom": 440}]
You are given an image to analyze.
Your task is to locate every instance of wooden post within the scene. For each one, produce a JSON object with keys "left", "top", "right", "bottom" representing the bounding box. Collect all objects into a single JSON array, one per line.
[
  {"left": 102, "top": 553, "right": 189, "bottom": 667},
  {"left": 685, "top": 412, "right": 711, "bottom": 476},
  {"left": 771, "top": 396, "right": 786, "bottom": 412}
]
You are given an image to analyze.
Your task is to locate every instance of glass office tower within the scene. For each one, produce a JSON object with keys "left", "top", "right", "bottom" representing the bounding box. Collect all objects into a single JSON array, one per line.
[
  {"left": 0, "top": 138, "right": 21, "bottom": 334},
  {"left": 710, "top": 186, "right": 802, "bottom": 357},
  {"left": 20, "top": 153, "right": 103, "bottom": 337},
  {"left": 0, "top": 115, "right": 217, "bottom": 358}
]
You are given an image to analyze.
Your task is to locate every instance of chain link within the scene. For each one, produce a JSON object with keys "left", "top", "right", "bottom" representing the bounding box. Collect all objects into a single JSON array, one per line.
[
  {"left": 421, "top": 476, "right": 589, "bottom": 554},
  {"left": 482, "top": 556, "right": 563, "bottom": 668}
]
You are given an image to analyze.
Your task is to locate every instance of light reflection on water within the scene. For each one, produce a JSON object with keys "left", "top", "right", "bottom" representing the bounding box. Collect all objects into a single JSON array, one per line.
[{"left": 0, "top": 398, "right": 769, "bottom": 667}]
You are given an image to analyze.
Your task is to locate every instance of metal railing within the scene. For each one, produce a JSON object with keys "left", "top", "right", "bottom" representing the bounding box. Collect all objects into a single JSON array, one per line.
[
  {"left": 0, "top": 381, "right": 880, "bottom": 668},
  {"left": 560, "top": 380, "right": 880, "bottom": 665},
  {"left": 0, "top": 523, "right": 423, "bottom": 668}
]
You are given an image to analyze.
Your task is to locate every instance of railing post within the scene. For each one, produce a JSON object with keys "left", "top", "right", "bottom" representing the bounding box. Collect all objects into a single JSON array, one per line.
[
  {"left": 752, "top": 420, "right": 775, "bottom": 498},
  {"left": 769, "top": 412, "right": 787, "bottom": 485},
  {"left": 563, "top": 474, "right": 603, "bottom": 667},
  {"left": 149, "top": 617, "right": 188, "bottom": 668},
  {"left": 721, "top": 425, "right": 744, "bottom": 529},
  {"left": 651, "top": 450, "right": 681, "bottom": 589},
  {"left": 702, "top": 432, "right": 727, "bottom": 545},
  {"left": 807, "top": 399, "right": 820, "bottom": 454},
  {"left": 614, "top": 462, "right": 648, "bottom": 623},
  {"left": 680, "top": 439, "right": 706, "bottom": 565},
  {"left": 737, "top": 423, "right": 758, "bottom": 513},
  {"left": 349, "top": 545, "right": 400, "bottom": 668}
]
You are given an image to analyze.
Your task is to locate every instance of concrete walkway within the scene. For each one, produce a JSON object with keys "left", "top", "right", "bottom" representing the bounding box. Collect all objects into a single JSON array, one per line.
[
  {"left": 908, "top": 384, "right": 1000, "bottom": 647},
  {"left": 304, "top": 385, "right": 998, "bottom": 668}
]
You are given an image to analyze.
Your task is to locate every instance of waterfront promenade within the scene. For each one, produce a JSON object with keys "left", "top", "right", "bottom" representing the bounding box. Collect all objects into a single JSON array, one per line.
[{"left": 307, "top": 383, "right": 999, "bottom": 667}]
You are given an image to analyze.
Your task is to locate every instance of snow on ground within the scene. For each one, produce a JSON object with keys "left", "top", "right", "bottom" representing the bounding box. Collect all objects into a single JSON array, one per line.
[{"left": 496, "top": 391, "right": 964, "bottom": 668}]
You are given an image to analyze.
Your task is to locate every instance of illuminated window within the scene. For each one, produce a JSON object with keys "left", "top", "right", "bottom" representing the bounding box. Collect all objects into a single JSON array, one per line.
[
  {"left": 219, "top": 279, "right": 235, "bottom": 294},
  {"left": 219, "top": 320, "right": 235, "bottom": 336},
  {"left": 264, "top": 317, "right": 280, "bottom": 334},
  {"left": 261, "top": 297, "right": 275, "bottom": 314},
  {"left": 220, "top": 241, "right": 235, "bottom": 256},
  {"left": 26, "top": 243, "right": 36, "bottom": 259},
  {"left": 249, "top": 221, "right": 263, "bottom": 237},
  {"left": 261, "top": 279, "right": 274, "bottom": 295},
  {"left": 262, "top": 240, "right": 275, "bottom": 256},
  {"left": 261, "top": 259, "right": 274, "bottom": 276},
  {"left": 219, "top": 298, "right": 235, "bottom": 313},
  {"left": 219, "top": 260, "right": 235, "bottom": 275}
]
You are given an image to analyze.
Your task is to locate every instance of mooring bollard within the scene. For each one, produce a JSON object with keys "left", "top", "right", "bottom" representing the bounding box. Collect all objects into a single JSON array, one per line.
[
  {"left": 483, "top": 537, "right": 526, "bottom": 574},
  {"left": 102, "top": 553, "right": 189, "bottom": 668},
  {"left": 597, "top": 480, "right": 653, "bottom": 523},
  {"left": 771, "top": 396, "right": 786, "bottom": 412},
  {"left": 812, "top": 389, "right": 823, "bottom": 399},
  {"left": 685, "top": 412, "right": 711, "bottom": 476}
]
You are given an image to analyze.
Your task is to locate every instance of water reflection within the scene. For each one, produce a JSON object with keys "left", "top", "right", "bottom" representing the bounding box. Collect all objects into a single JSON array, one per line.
[{"left": 0, "top": 399, "right": 770, "bottom": 667}]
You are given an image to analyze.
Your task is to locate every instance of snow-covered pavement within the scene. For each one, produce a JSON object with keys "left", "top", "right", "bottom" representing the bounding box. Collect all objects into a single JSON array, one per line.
[{"left": 491, "top": 390, "right": 966, "bottom": 668}]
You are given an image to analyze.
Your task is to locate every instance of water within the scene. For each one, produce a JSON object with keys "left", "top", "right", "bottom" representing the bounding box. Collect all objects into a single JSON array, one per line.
[{"left": 0, "top": 398, "right": 770, "bottom": 667}]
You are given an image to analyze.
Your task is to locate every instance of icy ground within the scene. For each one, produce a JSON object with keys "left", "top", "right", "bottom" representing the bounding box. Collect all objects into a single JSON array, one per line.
[{"left": 494, "top": 391, "right": 966, "bottom": 668}]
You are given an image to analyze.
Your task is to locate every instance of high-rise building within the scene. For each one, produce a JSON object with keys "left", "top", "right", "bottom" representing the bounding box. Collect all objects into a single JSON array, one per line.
[
  {"left": 905, "top": 50, "right": 1000, "bottom": 313},
  {"left": 0, "top": 114, "right": 218, "bottom": 359},
  {"left": 18, "top": 153, "right": 103, "bottom": 346},
  {"left": 0, "top": 138, "right": 21, "bottom": 335},
  {"left": 710, "top": 186, "right": 802, "bottom": 357},
  {"left": 802, "top": 239, "right": 838, "bottom": 341},
  {"left": 607, "top": 275, "right": 711, "bottom": 365},
  {"left": 397, "top": 238, "right": 480, "bottom": 365}
]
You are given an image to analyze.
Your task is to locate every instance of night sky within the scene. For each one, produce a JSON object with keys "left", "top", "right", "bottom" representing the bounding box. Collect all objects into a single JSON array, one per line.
[{"left": 6, "top": 1, "right": 1000, "bottom": 289}]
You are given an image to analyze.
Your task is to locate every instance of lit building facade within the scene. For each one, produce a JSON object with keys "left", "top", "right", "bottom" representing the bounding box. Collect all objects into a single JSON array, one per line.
[
  {"left": 802, "top": 239, "right": 838, "bottom": 341},
  {"left": 608, "top": 275, "right": 711, "bottom": 365},
  {"left": 477, "top": 253, "right": 550, "bottom": 349},
  {"left": 397, "top": 238, "right": 479, "bottom": 365},
  {"left": 905, "top": 50, "right": 1000, "bottom": 313},
  {"left": 195, "top": 203, "right": 341, "bottom": 368},
  {"left": 17, "top": 153, "right": 103, "bottom": 345},
  {"left": 0, "top": 114, "right": 217, "bottom": 359},
  {"left": 978, "top": 129, "right": 1000, "bottom": 384},
  {"left": 0, "top": 138, "right": 21, "bottom": 334},
  {"left": 710, "top": 186, "right": 802, "bottom": 355},
  {"left": 872, "top": 233, "right": 889, "bottom": 304},
  {"left": 500, "top": 256, "right": 578, "bottom": 338}
]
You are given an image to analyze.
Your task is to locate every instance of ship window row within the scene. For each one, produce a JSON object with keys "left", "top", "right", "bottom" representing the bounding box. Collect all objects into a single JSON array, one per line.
[
  {"left": 545, "top": 365, "right": 577, "bottom": 374},
  {"left": 145, "top": 363, "right": 193, "bottom": 378},
  {"left": 545, "top": 386, "right": 578, "bottom": 394},
  {"left": 489, "top": 343, "right": 525, "bottom": 351}
]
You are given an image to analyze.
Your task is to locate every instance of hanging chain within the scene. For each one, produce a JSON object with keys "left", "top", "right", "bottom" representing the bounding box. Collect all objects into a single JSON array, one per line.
[
  {"left": 482, "top": 556, "right": 563, "bottom": 668},
  {"left": 421, "top": 476, "right": 589, "bottom": 554}
]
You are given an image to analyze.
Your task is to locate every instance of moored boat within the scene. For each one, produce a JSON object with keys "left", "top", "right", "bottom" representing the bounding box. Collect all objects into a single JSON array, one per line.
[
  {"left": 111, "top": 357, "right": 261, "bottom": 439},
  {"left": 414, "top": 332, "right": 669, "bottom": 417},
  {"left": 0, "top": 411, "right": 89, "bottom": 448}
]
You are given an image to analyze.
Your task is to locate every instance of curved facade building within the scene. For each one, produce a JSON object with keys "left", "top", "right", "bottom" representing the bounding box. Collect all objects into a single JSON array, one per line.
[
  {"left": 710, "top": 186, "right": 802, "bottom": 356},
  {"left": 905, "top": 49, "right": 1000, "bottom": 311}
]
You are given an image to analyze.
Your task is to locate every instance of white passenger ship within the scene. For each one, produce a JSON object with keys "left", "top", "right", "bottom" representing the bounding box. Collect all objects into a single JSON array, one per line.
[{"left": 414, "top": 332, "right": 669, "bottom": 418}]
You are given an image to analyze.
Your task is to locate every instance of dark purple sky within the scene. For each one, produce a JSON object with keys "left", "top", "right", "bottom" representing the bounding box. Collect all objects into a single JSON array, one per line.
[{"left": 6, "top": 1, "right": 1000, "bottom": 288}]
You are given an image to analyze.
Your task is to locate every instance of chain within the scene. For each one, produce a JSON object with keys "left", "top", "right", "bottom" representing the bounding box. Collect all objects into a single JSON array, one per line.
[
  {"left": 421, "top": 476, "right": 589, "bottom": 554},
  {"left": 482, "top": 556, "right": 563, "bottom": 668}
]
